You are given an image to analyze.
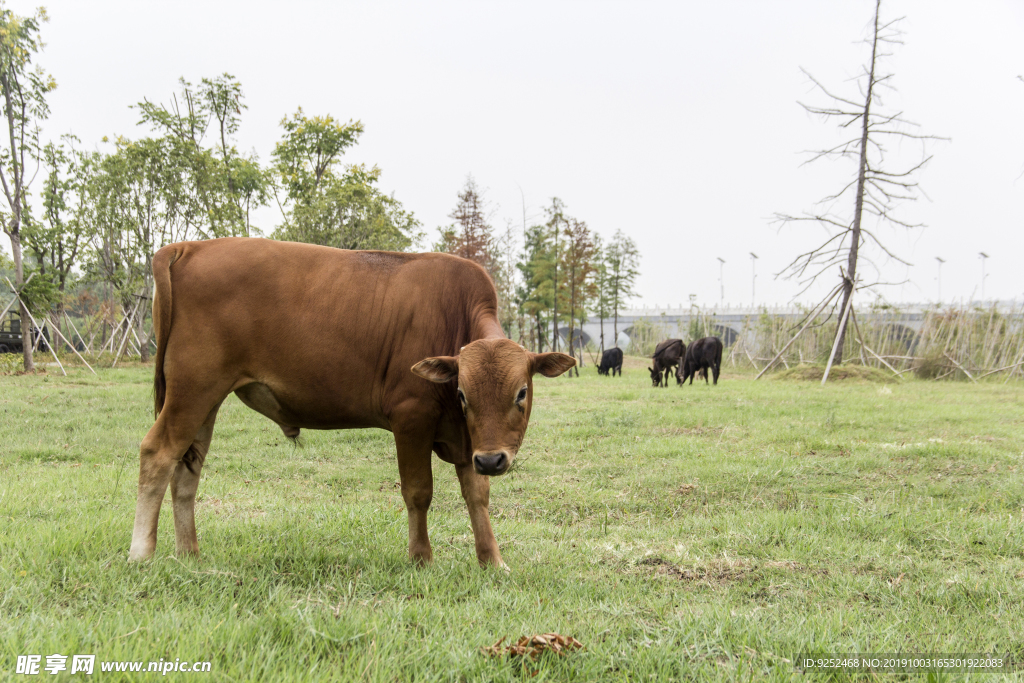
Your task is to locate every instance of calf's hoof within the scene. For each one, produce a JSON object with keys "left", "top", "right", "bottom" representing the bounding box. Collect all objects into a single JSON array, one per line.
[
  {"left": 477, "top": 552, "right": 507, "bottom": 570},
  {"left": 127, "top": 547, "right": 153, "bottom": 563},
  {"left": 409, "top": 549, "right": 433, "bottom": 567}
]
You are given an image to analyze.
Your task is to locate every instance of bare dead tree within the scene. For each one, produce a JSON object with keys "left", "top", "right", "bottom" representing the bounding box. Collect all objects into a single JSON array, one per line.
[{"left": 775, "top": 0, "right": 945, "bottom": 363}]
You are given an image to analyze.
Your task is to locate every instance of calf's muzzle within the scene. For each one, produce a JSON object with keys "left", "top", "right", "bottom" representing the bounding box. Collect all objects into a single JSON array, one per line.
[{"left": 474, "top": 451, "right": 510, "bottom": 476}]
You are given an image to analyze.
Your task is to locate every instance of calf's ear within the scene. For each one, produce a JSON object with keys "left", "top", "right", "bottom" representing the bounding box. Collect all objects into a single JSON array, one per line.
[
  {"left": 412, "top": 356, "right": 459, "bottom": 383},
  {"left": 530, "top": 352, "right": 576, "bottom": 378}
]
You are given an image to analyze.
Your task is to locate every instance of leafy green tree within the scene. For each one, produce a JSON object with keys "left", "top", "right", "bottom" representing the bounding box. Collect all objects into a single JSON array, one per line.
[
  {"left": 86, "top": 136, "right": 187, "bottom": 361},
  {"left": 517, "top": 223, "right": 554, "bottom": 352},
  {"left": 23, "top": 137, "right": 91, "bottom": 298},
  {"left": 433, "top": 224, "right": 459, "bottom": 253},
  {"left": 492, "top": 220, "right": 523, "bottom": 342},
  {"left": 271, "top": 109, "right": 417, "bottom": 251},
  {"left": 605, "top": 229, "right": 640, "bottom": 344},
  {"left": 20, "top": 136, "right": 94, "bottom": 346},
  {"left": 136, "top": 74, "right": 270, "bottom": 237},
  {"left": 273, "top": 164, "right": 420, "bottom": 251},
  {"left": 0, "top": 2, "right": 55, "bottom": 370},
  {"left": 272, "top": 108, "right": 364, "bottom": 206}
]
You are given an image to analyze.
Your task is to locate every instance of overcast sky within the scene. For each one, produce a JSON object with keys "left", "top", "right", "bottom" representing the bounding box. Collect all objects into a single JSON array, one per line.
[{"left": 5, "top": 0, "right": 1023, "bottom": 308}]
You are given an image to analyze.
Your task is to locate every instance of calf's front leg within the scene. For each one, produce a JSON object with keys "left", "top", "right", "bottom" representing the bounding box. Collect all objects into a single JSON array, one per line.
[
  {"left": 456, "top": 462, "right": 505, "bottom": 568},
  {"left": 394, "top": 431, "right": 434, "bottom": 565}
]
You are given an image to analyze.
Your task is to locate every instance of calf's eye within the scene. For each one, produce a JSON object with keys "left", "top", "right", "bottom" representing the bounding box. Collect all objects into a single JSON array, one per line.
[{"left": 515, "top": 387, "right": 528, "bottom": 404}]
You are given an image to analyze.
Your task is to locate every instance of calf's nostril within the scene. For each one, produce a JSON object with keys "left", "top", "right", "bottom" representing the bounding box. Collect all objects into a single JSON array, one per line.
[{"left": 473, "top": 452, "right": 509, "bottom": 475}]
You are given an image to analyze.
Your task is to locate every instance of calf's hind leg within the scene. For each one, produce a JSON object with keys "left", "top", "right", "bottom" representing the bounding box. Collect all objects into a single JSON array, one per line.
[
  {"left": 170, "top": 403, "right": 221, "bottom": 557},
  {"left": 129, "top": 395, "right": 226, "bottom": 562}
]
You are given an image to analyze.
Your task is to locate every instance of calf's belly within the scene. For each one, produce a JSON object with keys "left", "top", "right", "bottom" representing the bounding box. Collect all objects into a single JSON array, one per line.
[{"left": 234, "top": 381, "right": 384, "bottom": 434}]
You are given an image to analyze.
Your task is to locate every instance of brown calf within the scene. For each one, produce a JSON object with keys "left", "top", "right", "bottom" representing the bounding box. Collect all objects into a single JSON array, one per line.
[{"left": 128, "top": 238, "right": 574, "bottom": 567}]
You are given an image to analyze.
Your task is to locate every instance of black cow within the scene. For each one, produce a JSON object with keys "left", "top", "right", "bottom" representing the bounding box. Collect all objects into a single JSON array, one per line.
[
  {"left": 597, "top": 347, "right": 623, "bottom": 376},
  {"left": 648, "top": 339, "right": 684, "bottom": 387},
  {"left": 678, "top": 336, "right": 723, "bottom": 385}
]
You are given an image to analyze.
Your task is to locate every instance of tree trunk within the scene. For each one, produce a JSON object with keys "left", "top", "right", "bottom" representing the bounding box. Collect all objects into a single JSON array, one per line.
[
  {"left": 8, "top": 228, "right": 35, "bottom": 371},
  {"left": 833, "top": 0, "right": 878, "bottom": 364},
  {"left": 551, "top": 275, "right": 558, "bottom": 354},
  {"left": 614, "top": 305, "right": 619, "bottom": 348},
  {"left": 567, "top": 265, "right": 576, "bottom": 376},
  {"left": 138, "top": 297, "right": 150, "bottom": 363},
  {"left": 551, "top": 223, "right": 559, "bottom": 353}
]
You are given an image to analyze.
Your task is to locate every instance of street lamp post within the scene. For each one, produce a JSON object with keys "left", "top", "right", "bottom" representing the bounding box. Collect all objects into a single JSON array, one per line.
[
  {"left": 935, "top": 256, "right": 944, "bottom": 302},
  {"left": 749, "top": 252, "right": 758, "bottom": 306},
  {"left": 716, "top": 257, "right": 725, "bottom": 304},
  {"left": 979, "top": 252, "right": 989, "bottom": 302}
]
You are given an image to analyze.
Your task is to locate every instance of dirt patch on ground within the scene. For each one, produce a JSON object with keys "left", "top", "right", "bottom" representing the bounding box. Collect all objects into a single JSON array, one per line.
[
  {"left": 638, "top": 557, "right": 753, "bottom": 584},
  {"left": 771, "top": 364, "right": 896, "bottom": 383},
  {"left": 656, "top": 426, "right": 725, "bottom": 437},
  {"left": 196, "top": 496, "right": 267, "bottom": 519},
  {"left": 638, "top": 557, "right": 824, "bottom": 585}
]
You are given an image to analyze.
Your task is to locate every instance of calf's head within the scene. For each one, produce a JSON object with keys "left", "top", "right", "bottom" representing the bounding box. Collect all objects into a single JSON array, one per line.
[
  {"left": 412, "top": 339, "right": 575, "bottom": 476},
  {"left": 648, "top": 365, "right": 661, "bottom": 386}
]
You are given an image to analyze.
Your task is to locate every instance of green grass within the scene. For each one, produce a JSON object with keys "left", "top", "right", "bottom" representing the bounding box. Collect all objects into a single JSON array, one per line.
[{"left": 1, "top": 359, "right": 1023, "bottom": 681}]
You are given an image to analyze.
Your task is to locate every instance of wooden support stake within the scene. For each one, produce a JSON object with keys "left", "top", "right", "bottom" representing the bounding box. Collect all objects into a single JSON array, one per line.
[
  {"left": 62, "top": 311, "right": 89, "bottom": 353},
  {"left": 755, "top": 283, "right": 843, "bottom": 380},
  {"left": 743, "top": 342, "right": 760, "bottom": 371},
  {"left": 0, "top": 296, "right": 17, "bottom": 320},
  {"left": 822, "top": 286, "right": 855, "bottom": 386},
  {"left": 850, "top": 308, "right": 903, "bottom": 379},
  {"left": 42, "top": 312, "right": 98, "bottom": 375},
  {"left": 942, "top": 351, "right": 977, "bottom": 383},
  {"left": 15, "top": 297, "right": 66, "bottom": 376},
  {"left": 112, "top": 298, "right": 142, "bottom": 368},
  {"left": 976, "top": 360, "right": 1024, "bottom": 380}
]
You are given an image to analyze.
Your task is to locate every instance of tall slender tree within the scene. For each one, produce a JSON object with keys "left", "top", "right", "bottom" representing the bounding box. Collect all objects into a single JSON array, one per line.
[
  {"left": 605, "top": 229, "right": 640, "bottom": 345},
  {"left": 0, "top": 2, "right": 54, "bottom": 370},
  {"left": 493, "top": 218, "right": 522, "bottom": 341},
  {"left": 590, "top": 232, "right": 612, "bottom": 353},
  {"left": 517, "top": 223, "right": 554, "bottom": 352},
  {"left": 22, "top": 136, "right": 92, "bottom": 345},
  {"left": 563, "top": 217, "right": 597, "bottom": 375},
  {"left": 443, "top": 175, "right": 495, "bottom": 275},
  {"left": 544, "top": 197, "right": 566, "bottom": 352}
]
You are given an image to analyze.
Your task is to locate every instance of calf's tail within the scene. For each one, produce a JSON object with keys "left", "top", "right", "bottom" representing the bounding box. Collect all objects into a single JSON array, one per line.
[{"left": 151, "top": 245, "right": 181, "bottom": 418}]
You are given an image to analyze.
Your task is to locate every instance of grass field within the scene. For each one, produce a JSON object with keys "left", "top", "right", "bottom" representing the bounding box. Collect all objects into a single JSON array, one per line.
[{"left": 1, "top": 357, "right": 1023, "bottom": 681}]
